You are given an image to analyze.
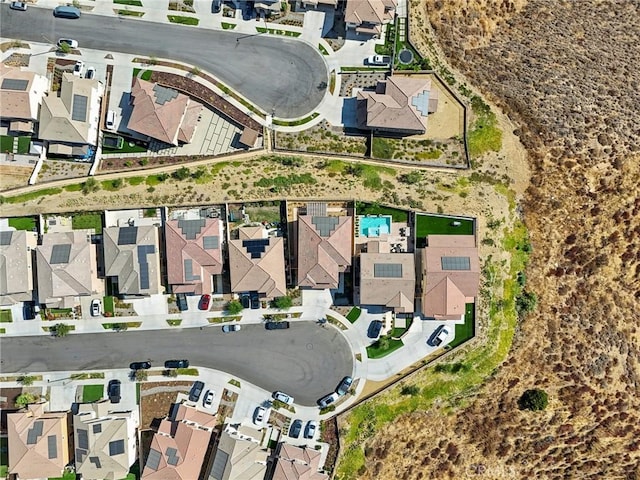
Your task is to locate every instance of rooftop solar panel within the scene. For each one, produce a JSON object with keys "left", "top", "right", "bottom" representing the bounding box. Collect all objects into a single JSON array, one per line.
[
  {"left": 50, "top": 244, "right": 72, "bottom": 264},
  {"left": 146, "top": 448, "right": 161, "bottom": 471},
  {"left": 71, "top": 94, "right": 88, "bottom": 122},
  {"left": 109, "top": 439, "right": 125, "bottom": 456},
  {"left": 373, "top": 263, "right": 403, "bottom": 278},
  {"left": 27, "top": 421, "right": 44, "bottom": 445},
  {"left": 0, "top": 231, "right": 13, "bottom": 245},
  {"left": 441, "top": 256, "right": 471, "bottom": 271},
  {"left": 153, "top": 84, "right": 179, "bottom": 105},
  {"left": 77, "top": 429, "right": 89, "bottom": 450},
  {"left": 48, "top": 436, "right": 57, "bottom": 459},
  {"left": 184, "top": 259, "right": 201, "bottom": 281},
  {"left": 138, "top": 245, "right": 155, "bottom": 290},
  {"left": 117, "top": 227, "right": 138, "bottom": 245},
  {"left": 203, "top": 235, "right": 219, "bottom": 250},
  {"left": 242, "top": 239, "right": 269, "bottom": 259},
  {"left": 210, "top": 449, "right": 229, "bottom": 480},
  {"left": 1, "top": 78, "right": 29, "bottom": 91},
  {"left": 166, "top": 446, "right": 179, "bottom": 466},
  {"left": 312, "top": 216, "right": 340, "bottom": 237},
  {"left": 178, "top": 219, "right": 206, "bottom": 240}
]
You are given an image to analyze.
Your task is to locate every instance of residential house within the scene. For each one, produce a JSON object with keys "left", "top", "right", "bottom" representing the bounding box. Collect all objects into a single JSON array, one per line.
[
  {"left": 7, "top": 403, "right": 72, "bottom": 480},
  {"left": 73, "top": 402, "right": 137, "bottom": 480},
  {"left": 0, "top": 229, "right": 37, "bottom": 306},
  {"left": 142, "top": 403, "right": 216, "bottom": 479},
  {"left": 254, "top": 0, "right": 281, "bottom": 16},
  {"left": 344, "top": 0, "right": 396, "bottom": 38},
  {"left": 421, "top": 235, "right": 480, "bottom": 320},
  {"left": 356, "top": 76, "right": 439, "bottom": 135},
  {"left": 359, "top": 241, "right": 415, "bottom": 313},
  {"left": 165, "top": 213, "right": 224, "bottom": 296},
  {"left": 297, "top": 0, "right": 337, "bottom": 10},
  {"left": 126, "top": 78, "right": 203, "bottom": 146},
  {"left": 207, "top": 424, "right": 268, "bottom": 480},
  {"left": 271, "top": 443, "right": 328, "bottom": 480},
  {"left": 0, "top": 65, "right": 48, "bottom": 134},
  {"left": 296, "top": 214, "right": 353, "bottom": 289},
  {"left": 38, "top": 73, "right": 104, "bottom": 157},
  {"left": 228, "top": 226, "right": 286, "bottom": 300},
  {"left": 103, "top": 225, "right": 162, "bottom": 296},
  {"left": 35, "top": 230, "right": 102, "bottom": 308}
]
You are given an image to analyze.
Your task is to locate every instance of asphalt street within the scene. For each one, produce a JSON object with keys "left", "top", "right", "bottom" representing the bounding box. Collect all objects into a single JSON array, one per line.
[
  {"left": 0, "top": 5, "right": 328, "bottom": 118},
  {"left": 0, "top": 322, "right": 353, "bottom": 406}
]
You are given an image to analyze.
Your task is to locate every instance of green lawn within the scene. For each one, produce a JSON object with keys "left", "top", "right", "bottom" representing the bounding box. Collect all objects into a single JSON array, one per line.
[
  {"left": 468, "top": 112, "right": 502, "bottom": 158},
  {"left": 272, "top": 112, "right": 319, "bottom": 127},
  {"left": 3, "top": 188, "right": 63, "bottom": 205},
  {"left": 8, "top": 216, "right": 36, "bottom": 231},
  {"left": 167, "top": 15, "right": 199, "bottom": 25},
  {"left": 72, "top": 213, "right": 102, "bottom": 233},
  {"left": 415, "top": 213, "right": 474, "bottom": 237},
  {"left": 366, "top": 338, "right": 404, "bottom": 359},
  {"left": 82, "top": 384, "right": 104, "bottom": 403},
  {"left": 0, "top": 310, "right": 13, "bottom": 323},
  {"left": 17, "top": 136, "right": 31, "bottom": 154},
  {"left": 118, "top": 9, "right": 145, "bottom": 16},
  {"left": 355, "top": 202, "right": 408, "bottom": 222},
  {"left": 221, "top": 22, "right": 236, "bottom": 29},
  {"left": 448, "top": 303, "right": 475, "bottom": 349},
  {"left": 0, "top": 135, "right": 13, "bottom": 153},
  {"left": 103, "top": 296, "right": 115, "bottom": 315},
  {"left": 346, "top": 307, "right": 361, "bottom": 323},
  {"left": 132, "top": 68, "right": 152, "bottom": 81},
  {"left": 114, "top": 0, "right": 143, "bottom": 4},
  {"left": 102, "top": 138, "right": 148, "bottom": 154}
]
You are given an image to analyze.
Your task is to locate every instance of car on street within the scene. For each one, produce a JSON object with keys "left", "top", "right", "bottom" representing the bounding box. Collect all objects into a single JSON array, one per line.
[
  {"left": 203, "top": 390, "right": 215, "bottom": 408},
  {"left": 189, "top": 381, "right": 205, "bottom": 402},
  {"left": 317, "top": 392, "right": 338, "bottom": 409},
  {"left": 253, "top": 405, "right": 269, "bottom": 425},
  {"left": 129, "top": 361, "right": 151, "bottom": 370},
  {"left": 199, "top": 294, "right": 211, "bottom": 310},
  {"left": 222, "top": 324, "right": 241, "bottom": 333},
  {"left": 288, "top": 419, "right": 302, "bottom": 438},
  {"left": 265, "top": 321, "right": 290, "bottom": 330},
  {"left": 85, "top": 66, "right": 96, "bottom": 80},
  {"left": 428, "top": 325, "right": 451, "bottom": 347},
  {"left": 90, "top": 299, "right": 101, "bottom": 317},
  {"left": 272, "top": 391, "right": 294, "bottom": 405},
  {"left": 367, "top": 320, "right": 383, "bottom": 339},
  {"left": 53, "top": 5, "right": 81, "bottom": 18},
  {"left": 57, "top": 38, "right": 78, "bottom": 49},
  {"left": 250, "top": 293, "right": 260, "bottom": 309},
  {"left": 73, "top": 61, "right": 84, "bottom": 77},
  {"left": 164, "top": 359, "right": 189, "bottom": 369},
  {"left": 176, "top": 293, "right": 188, "bottom": 311},
  {"left": 108, "top": 380, "right": 121, "bottom": 403},
  {"left": 336, "top": 376, "right": 353, "bottom": 396},
  {"left": 304, "top": 420, "right": 318, "bottom": 439},
  {"left": 10, "top": 2, "right": 28, "bottom": 11}
]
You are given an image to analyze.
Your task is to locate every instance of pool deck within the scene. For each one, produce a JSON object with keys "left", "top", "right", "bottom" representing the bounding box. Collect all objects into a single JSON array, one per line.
[{"left": 355, "top": 215, "right": 413, "bottom": 253}]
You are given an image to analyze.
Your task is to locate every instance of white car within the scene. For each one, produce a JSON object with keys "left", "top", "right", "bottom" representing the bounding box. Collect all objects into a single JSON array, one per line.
[
  {"left": 57, "top": 38, "right": 78, "bottom": 49},
  {"left": 429, "top": 326, "right": 451, "bottom": 347},
  {"left": 253, "top": 406, "right": 270, "bottom": 426},
  {"left": 73, "top": 61, "right": 84, "bottom": 77},
  {"left": 272, "top": 391, "right": 294, "bottom": 405},
  {"left": 304, "top": 420, "right": 318, "bottom": 439},
  {"left": 203, "top": 390, "right": 215, "bottom": 408},
  {"left": 90, "top": 299, "right": 101, "bottom": 317},
  {"left": 85, "top": 66, "right": 96, "bottom": 80},
  {"left": 10, "top": 2, "right": 28, "bottom": 11},
  {"left": 222, "top": 324, "right": 241, "bottom": 333}
]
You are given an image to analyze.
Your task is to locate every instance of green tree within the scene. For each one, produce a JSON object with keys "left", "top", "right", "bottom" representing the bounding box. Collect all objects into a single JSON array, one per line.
[
  {"left": 226, "top": 300, "right": 243, "bottom": 315},
  {"left": 82, "top": 177, "right": 100, "bottom": 194},
  {"left": 273, "top": 296, "right": 292, "bottom": 309},
  {"left": 516, "top": 290, "right": 537, "bottom": 316},
  {"left": 518, "top": 388, "right": 549, "bottom": 411},
  {"left": 400, "top": 384, "right": 420, "bottom": 396},
  {"left": 15, "top": 392, "right": 38, "bottom": 408},
  {"left": 51, "top": 323, "right": 71, "bottom": 337},
  {"left": 57, "top": 42, "right": 71, "bottom": 54},
  {"left": 17, "top": 375, "right": 35, "bottom": 386},
  {"left": 172, "top": 167, "right": 190, "bottom": 180}
]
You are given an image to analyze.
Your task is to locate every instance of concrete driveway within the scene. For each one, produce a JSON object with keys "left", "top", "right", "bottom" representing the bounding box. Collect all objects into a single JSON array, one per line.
[{"left": 0, "top": 5, "right": 328, "bottom": 118}]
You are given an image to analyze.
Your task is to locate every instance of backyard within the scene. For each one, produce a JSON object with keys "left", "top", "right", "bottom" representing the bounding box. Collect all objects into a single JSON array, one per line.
[
  {"left": 355, "top": 202, "right": 408, "bottom": 223},
  {"left": 415, "top": 213, "right": 474, "bottom": 237},
  {"left": 275, "top": 121, "right": 367, "bottom": 157},
  {"left": 72, "top": 212, "right": 103, "bottom": 233},
  {"left": 7, "top": 216, "right": 35, "bottom": 231}
]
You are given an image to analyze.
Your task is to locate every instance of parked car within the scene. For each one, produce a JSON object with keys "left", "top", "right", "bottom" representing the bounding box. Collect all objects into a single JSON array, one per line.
[
  {"left": 108, "top": 380, "right": 121, "bottom": 403},
  {"left": 336, "top": 376, "right": 353, "bottom": 396},
  {"left": 265, "top": 321, "right": 290, "bottom": 330},
  {"left": 85, "top": 66, "right": 96, "bottom": 80},
  {"left": 367, "top": 320, "right": 383, "bottom": 339},
  {"left": 288, "top": 419, "right": 302, "bottom": 438},
  {"left": 73, "top": 60, "right": 84, "bottom": 76},
  {"left": 129, "top": 361, "right": 151, "bottom": 370},
  {"left": 105, "top": 110, "right": 116, "bottom": 130},
  {"left": 243, "top": 1, "right": 254, "bottom": 20},
  {"left": 317, "top": 392, "right": 338, "bottom": 409},
  {"left": 57, "top": 38, "right": 78, "bottom": 49},
  {"left": 53, "top": 5, "right": 81, "bottom": 18},
  {"left": 222, "top": 324, "right": 241, "bottom": 333},
  {"left": 203, "top": 390, "right": 215, "bottom": 408},
  {"left": 176, "top": 293, "right": 188, "bottom": 311},
  {"left": 164, "top": 359, "right": 189, "bottom": 369},
  {"left": 10, "top": 2, "right": 28, "bottom": 11},
  {"left": 253, "top": 405, "right": 269, "bottom": 425},
  {"left": 428, "top": 325, "right": 450, "bottom": 347},
  {"left": 189, "top": 381, "right": 205, "bottom": 402},
  {"left": 366, "top": 54, "right": 391, "bottom": 66},
  {"left": 240, "top": 294, "right": 250, "bottom": 309},
  {"left": 250, "top": 293, "right": 260, "bottom": 310},
  {"left": 199, "top": 294, "right": 211, "bottom": 311},
  {"left": 90, "top": 299, "right": 101, "bottom": 317},
  {"left": 304, "top": 420, "right": 318, "bottom": 439},
  {"left": 212, "top": 0, "right": 221, "bottom": 12},
  {"left": 272, "top": 391, "right": 294, "bottom": 405},
  {"left": 23, "top": 302, "right": 39, "bottom": 320}
]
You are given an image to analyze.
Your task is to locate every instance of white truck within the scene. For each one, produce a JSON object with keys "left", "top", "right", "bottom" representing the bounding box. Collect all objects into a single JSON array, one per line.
[{"left": 366, "top": 55, "right": 391, "bottom": 66}]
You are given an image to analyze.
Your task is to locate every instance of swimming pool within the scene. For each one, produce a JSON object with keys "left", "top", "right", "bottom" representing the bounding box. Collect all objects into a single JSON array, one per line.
[{"left": 359, "top": 215, "right": 392, "bottom": 237}]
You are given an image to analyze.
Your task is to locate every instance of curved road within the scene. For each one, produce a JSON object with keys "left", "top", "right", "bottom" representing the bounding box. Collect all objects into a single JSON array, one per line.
[
  {"left": 0, "top": 323, "right": 353, "bottom": 406},
  {"left": 0, "top": 5, "right": 328, "bottom": 118}
]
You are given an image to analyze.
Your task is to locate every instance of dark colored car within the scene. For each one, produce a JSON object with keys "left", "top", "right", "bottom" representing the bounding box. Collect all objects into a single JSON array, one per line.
[
  {"left": 336, "top": 376, "right": 353, "bottom": 396},
  {"left": 189, "top": 381, "right": 205, "bottom": 402},
  {"left": 265, "top": 321, "right": 290, "bottom": 330},
  {"left": 165, "top": 359, "right": 189, "bottom": 369},
  {"left": 176, "top": 293, "right": 188, "bottom": 311},
  {"left": 108, "top": 380, "right": 121, "bottom": 403},
  {"left": 130, "top": 361, "right": 151, "bottom": 370},
  {"left": 250, "top": 293, "right": 260, "bottom": 310},
  {"left": 367, "top": 320, "right": 383, "bottom": 339},
  {"left": 243, "top": 1, "right": 253, "bottom": 20},
  {"left": 212, "top": 0, "right": 221, "bottom": 12},
  {"left": 199, "top": 294, "right": 211, "bottom": 311},
  {"left": 23, "top": 302, "right": 38, "bottom": 320},
  {"left": 240, "top": 294, "right": 250, "bottom": 309},
  {"left": 288, "top": 419, "right": 302, "bottom": 438}
]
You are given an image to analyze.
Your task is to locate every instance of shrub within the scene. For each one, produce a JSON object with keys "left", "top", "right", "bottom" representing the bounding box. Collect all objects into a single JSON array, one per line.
[
  {"left": 51, "top": 323, "right": 71, "bottom": 337},
  {"left": 400, "top": 384, "right": 420, "bottom": 396},
  {"left": 17, "top": 375, "right": 35, "bottom": 386},
  {"left": 399, "top": 172, "right": 422, "bottom": 184},
  {"left": 519, "top": 389, "right": 549, "bottom": 411},
  {"left": 516, "top": 290, "right": 537, "bottom": 316},
  {"left": 82, "top": 177, "right": 100, "bottom": 195},
  {"left": 226, "top": 300, "right": 243, "bottom": 315},
  {"left": 273, "top": 296, "right": 293, "bottom": 309},
  {"left": 134, "top": 370, "right": 148, "bottom": 381},
  {"left": 164, "top": 369, "right": 178, "bottom": 377},
  {"left": 172, "top": 167, "right": 191, "bottom": 180},
  {"left": 15, "top": 392, "right": 38, "bottom": 408}
]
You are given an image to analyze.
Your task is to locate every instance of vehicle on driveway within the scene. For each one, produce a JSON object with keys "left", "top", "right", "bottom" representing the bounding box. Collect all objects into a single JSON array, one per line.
[
  {"left": 212, "top": 0, "right": 221, "bottom": 12},
  {"left": 289, "top": 419, "right": 302, "bottom": 438},
  {"left": 304, "top": 420, "right": 318, "bottom": 439},
  {"left": 428, "top": 325, "right": 450, "bottom": 347},
  {"left": 367, "top": 320, "right": 383, "bottom": 339},
  {"left": 203, "top": 390, "right": 215, "bottom": 408},
  {"left": 336, "top": 376, "right": 353, "bottom": 396},
  {"left": 253, "top": 405, "right": 270, "bottom": 425},
  {"left": 222, "top": 324, "right": 241, "bottom": 333},
  {"left": 108, "top": 380, "right": 121, "bottom": 403},
  {"left": 272, "top": 391, "right": 294, "bottom": 405},
  {"left": 189, "top": 381, "right": 204, "bottom": 402},
  {"left": 57, "top": 38, "right": 78, "bottom": 49},
  {"left": 129, "top": 361, "right": 151, "bottom": 370},
  {"left": 90, "top": 299, "right": 101, "bottom": 317},
  {"left": 176, "top": 293, "right": 188, "bottom": 311},
  {"left": 10, "top": 2, "right": 28, "bottom": 11},
  {"left": 23, "top": 302, "right": 39, "bottom": 320},
  {"left": 250, "top": 293, "right": 260, "bottom": 310},
  {"left": 199, "top": 294, "right": 211, "bottom": 310},
  {"left": 265, "top": 321, "right": 290, "bottom": 330},
  {"left": 366, "top": 55, "right": 391, "bottom": 66},
  {"left": 317, "top": 392, "right": 338, "bottom": 409},
  {"left": 85, "top": 66, "right": 96, "bottom": 80},
  {"left": 73, "top": 61, "right": 84, "bottom": 77},
  {"left": 164, "top": 359, "right": 189, "bottom": 369},
  {"left": 240, "top": 294, "right": 250, "bottom": 309}
]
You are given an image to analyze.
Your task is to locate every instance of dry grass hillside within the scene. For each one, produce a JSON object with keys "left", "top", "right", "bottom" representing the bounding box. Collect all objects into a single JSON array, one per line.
[{"left": 351, "top": 1, "right": 640, "bottom": 479}]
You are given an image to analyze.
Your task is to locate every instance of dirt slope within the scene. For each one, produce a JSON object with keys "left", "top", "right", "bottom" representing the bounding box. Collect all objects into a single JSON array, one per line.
[{"left": 357, "top": 1, "right": 640, "bottom": 478}]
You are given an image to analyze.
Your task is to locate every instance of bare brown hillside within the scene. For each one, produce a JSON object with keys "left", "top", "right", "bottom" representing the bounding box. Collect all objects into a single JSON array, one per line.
[{"left": 357, "top": 1, "right": 640, "bottom": 478}]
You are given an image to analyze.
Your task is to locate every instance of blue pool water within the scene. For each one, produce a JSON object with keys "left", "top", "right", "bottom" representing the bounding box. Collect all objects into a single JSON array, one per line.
[{"left": 359, "top": 215, "right": 392, "bottom": 237}]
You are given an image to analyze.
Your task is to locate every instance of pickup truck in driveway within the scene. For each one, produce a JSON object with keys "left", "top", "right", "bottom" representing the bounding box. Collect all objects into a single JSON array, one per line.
[{"left": 366, "top": 55, "right": 391, "bottom": 66}]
